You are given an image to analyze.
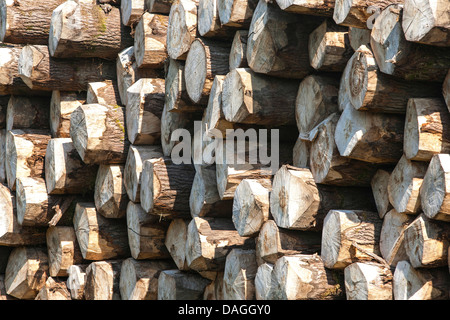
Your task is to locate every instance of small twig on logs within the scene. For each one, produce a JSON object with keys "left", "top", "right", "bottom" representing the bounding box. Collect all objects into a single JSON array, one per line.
[{"left": 351, "top": 241, "right": 391, "bottom": 270}]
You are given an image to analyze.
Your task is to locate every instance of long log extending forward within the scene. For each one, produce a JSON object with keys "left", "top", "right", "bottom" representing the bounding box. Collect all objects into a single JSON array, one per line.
[
  {"left": 404, "top": 98, "right": 450, "bottom": 162},
  {"left": 321, "top": 209, "right": 383, "bottom": 269},
  {"left": 50, "top": 91, "right": 86, "bottom": 138},
  {"left": 344, "top": 262, "right": 393, "bottom": 300},
  {"left": 119, "top": 258, "right": 176, "bottom": 300},
  {"left": 165, "top": 219, "right": 190, "bottom": 270},
  {"left": 18, "top": 45, "right": 116, "bottom": 92},
  {"left": 6, "top": 95, "right": 50, "bottom": 131},
  {"left": 218, "top": 0, "right": 258, "bottom": 28},
  {"left": 73, "top": 202, "right": 130, "bottom": 260},
  {"left": 70, "top": 104, "right": 130, "bottom": 165},
  {"left": 157, "top": 269, "right": 211, "bottom": 300},
  {"left": 247, "top": 0, "right": 323, "bottom": 79},
  {"left": 402, "top": 0, "right": 450, "bottom": 47},
  {"left": 0, "top": 0, "right": 65, "bottom": 45},
  {"left": 393, "top": 260, "right": 450, "bottom": 300},
  {"left": 270, "top": 165, "right": 376, "bottom": 231},
  {"left": 370, "top": 5, "right": 450, "bottom": 82},
  {"left": 49, "top": 0, "right": 133, "bottom": 59},
  {"left": 370, "top": 169, "right": 393, "bottom": 219},
  {"left": 271, "top": 254, "right": 345, "bottom": 300},
  {"left": 84, "top": 260, "right": 122, "bottom": 300},
  {"left": 387, "top": 154, "right": 428, "bottom": 215}
]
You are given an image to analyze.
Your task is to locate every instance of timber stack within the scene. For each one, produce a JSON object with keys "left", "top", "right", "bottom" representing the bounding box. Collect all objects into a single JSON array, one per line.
[{"left": 0, "top": 0, "right": 448, "bottom": 301}]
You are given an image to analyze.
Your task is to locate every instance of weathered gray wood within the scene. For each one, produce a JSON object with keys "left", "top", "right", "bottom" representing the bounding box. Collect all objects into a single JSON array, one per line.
[{"left": 157, "top": 269, "right": 211, "bottom": 300}]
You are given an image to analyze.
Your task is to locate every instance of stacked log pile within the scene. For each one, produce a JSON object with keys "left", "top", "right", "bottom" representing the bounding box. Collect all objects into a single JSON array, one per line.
[{"left": 0, "top": 0, "right": 448, "bottom": 301}]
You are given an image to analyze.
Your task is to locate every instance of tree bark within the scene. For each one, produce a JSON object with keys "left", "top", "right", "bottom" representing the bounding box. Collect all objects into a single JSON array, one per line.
[
  {"left": 185, "top": 217, "right": 255, "bottom": 272},
  {"left": 94, "top": 164, "right": 128, "bottom": 218},
  {"left": 18, "top": 45, "right": 117, "bottom": 92},
  {"left": 119, "top": 257, "right": 176, "bottom": 300},
  {"left": 126, "top": 78, "right": 165, "bottom": 145},
  {"left": 404, "top": 214, "right": 450, "bottom": 268},
  {"left": 35, "top": 277, "right": 71, "bottom": 300},
  {"left": 271, "top": 254, "right": 345, "bottom": 300},
  {"left": 321, "top": 209, "right": 383, "bottom": 269},
  {"left": 84, "top": 260, "right": 122, "bottom": 300},
  {"left": 275, "top": 0, "right": 335, "bottom": 17},
  {"left": 73, "top": 202, "right": 131, "bottom": 260},
  {"left": 50, "top": 91, "right": 86, "bottom": 138},
  {"left": 256, "top": 220, "right": 321, "bottom": 265},
  {"left": 121, "top": 0, "right": 145, "bottom": 26},
  {"left": 370, "top": 169, "right": 393, "bottom": 219},
  {"left": 387, "top": 154, "right": 428, "bottom": 215},
  {"left": 344, "top": 262, "right": 393, "bottom": 300},
  {"left": 5, "top": 129, "right": 51, "bottom": 190},
  {"left": 157, "top": 269, "right": 211, "bottom": 300},
  {"left": 70, "top": 103, "right": 130, "bottom": 165},
  {"left": 229, "top": 30, "right": 248, "bottom": 70},
  {"left": 5, "top": 246, "right": 49, "bottom": 300},
  {"left": 404, "top": 98, "right": 450, "bottom": 162},
  {"left": 165, "top": 218, "right": 190, "bottom": 270},
  {"left": 126, "top": 201, "right": 171, "bottom": 260},
  {"left": 185, "top": 38, "right": 230, "bottom": 105},
  {"left": 86, "top": 80, "right": 122, "bottom": 106},
  {"left": 222, "top": 68, "right": 299, "bottom": 126},
  {"left": 402, "top": 0, "right": 450, "bottom": 47},
  {"left": 270, "top": 165, "right": 376, "bottom": 230},
  {"left": 308, "top": 19, "right": 353, "bottom": 72},
  {"left": 218, "top": 0, "right": 258, "bottom": 28},
  {"left": 134, "top": 12, "right": 168, "bottom": 69},
  {"left": 246, "top": 1, "right": 323, "bottom": 79},
  {"left": 6, "top": 95, "right": 50, "bottom": 130},
  {"left": 0, "top": 0, "right": 65, "bottom": 45},
  {"left": 48, "top": 0, "right": 133, "bottom": 59}
]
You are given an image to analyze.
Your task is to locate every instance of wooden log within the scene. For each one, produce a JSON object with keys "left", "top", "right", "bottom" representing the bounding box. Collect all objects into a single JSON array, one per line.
[
  {"left": 293, "top": 137, "right": 310, "bottom": 168},
  {"left": 49, "top": 0, "right": 133, "bottom": 59},
  {"left": 185, "top": 38, "right": 230, "bottom": 105},
  {"left": 116, "top": 46, "right": 163, "bottom": 107},
  {"left": 126, "top": 78, "right": 165, "bottom": 145},
  {"left": 164, "top": 218, "right": 190, "bottom": 270},
  {"left": 119, "top": 258, "right": 176, "bottom": 300},
  {"left": 370, "top": 169, "right": 393, "bottom": 219},
  {"left": 387, "top": 154, "right": 428, "bottom": 215},
  {"left": 0, "top": 129, "right": 5, "bottom": 183},
  {"left": 126, "top": 201, "right": 171, "bottom": 260},
  {"left": 166, "top": 0, "right": 198, "bottom": 60},
  {"left": 45, "top": 138, "right": 98, "bottom": 195},
  {"left": 18, "top": 45, "right": 116, "bottom": 92},
  {"left": 229, "top": 30, "right": 248, "bottom": 70},
  {"left": 270, "top": 165, "right": 376, "bottom": 230},
  {"left": 256, "top": 220, "right": 321, "bottom": 265},
  {"left": 0, "top": 96, "right": 7, "bottom": 129},
  {"left": 370, "top": 5, "right": 450, "bottom": 82},
  {"left": 139, "top": 157, "right": 196, "bottom": 217},
  {"left": 402, "top": 0, "right": 450, "bottom": 47},
  {"left": 66, "top": 264, "right": 88, "bottom": 300},
  {"left": 198, "top": 0, "right": 235, "bottom": 39},
  {"left": 121, "top": 0, "right": 145, "bottom": 26},
  {"left": 222, "top": 68, "right": 298, "bottom": 126},
  {"left": 86, "top": 80, "right": 122, "bottom": 107},
  {"left": 308, "top": 19, "right": 352, "bottom": 72},
  {"left": 246, "top": 0, "right": 323, "bottom": 79},
  {"left": 334, "top": 104, "right": 404, "bottom": 164},
  {"left": 333, "top": 0, "right": 402, "bottom": 28},
  {"left": 0, "top": 184, "right": 46, "bottom": 246},
  {"left": 421, "top": 154, "right": 450, "bottom": 222},
  {"left": 157, "top": 269, "right": 211, "bottom": 300},
  {"left": 145, "top": 0, "right": 172, "bottom": 13},
  {"left": 35, "top": 277, "right": 71, "bottom": 300},
  {"left": 5, "top": 129, "right": 51, "bottom": 190},
  {"left": 255, "top": 263, "right": 274, "bottom": 300},
  {"left": 0, "top": 0, "right": 65, "bottom": 45},
  {"left": 347, "top": 45, "right": 442, "bottom": 113},
  {"left": 275, "top": 0, "right": 334, "bottom": 16},
  {"left": 348, "top": 26, "right": 370, "bottom": 51},
  {"left": 393, "top": 260, "right": 450, "bottom": 300},
  {"left": 5, "top": 246, "right": 49, "bottom": 300},
  {"left": 73, "top": 202, "right": 130, "bottom": 260},
  {"left": 70, "top": 104, "right": 130, "bottom": 165},
  {"left": 271, "top": 254, "right": 345, "bottom": 300},
  {"left": 217, "top": 0, "right": 258, "bottom": 28},
  {"left": 321, "top": 209, "right": 383, "bottom": 269},
  {"left": 203, "top": 271, "right": 225, "bottom": 300},
  {"left": 134, "top": 12, "right": 168, "bottom": 69},
  {"left": 0, "top": 246, "right": 12, "bottom": 273},
  {"left": 232, "top": 178, "right": 271, "bottom": 237},
  {"left": 222, "top": 248, "right": 257, "bottom": 300},
  {"left": 404, "top": 98, "right": 450, "bottom": 162},
  {"left": 189, "top": 165, "right": 233, "bottom": 218},
  {"left": 379, "top": 209, "right": 415, "bottom": 267},
  {"left": 94, "top": 164, "right": 128, "bottom": 219},
  {"left": 344, "top": 262, "right": 393, "bottom": 300},
  {"left": 295, "top": 74, "right": 339, "bottom": 138},
  {"left": 444, "top": 70, "right": 450, "bottom": 112},
  {"left": 50, "top": 91, "right": 86, "bottom": 138},
  {"left": 309, "top": 112, "right": 380, "bottom": 186},
  {"left": 0, "top": 275, "right": 16, "bottom": 300},
  {"left": 6, "top": 95, "right": 50, "bottom": 131},
  {"left": 185, "top": 217, "right": 255, "bottom": 272},
  {"left": 46, "top": 226, "right": 84, "bottom": 278},
  {"left": 124, "top": 145, "right": 163, "bottom": 203},
  {"left": 84, "top": 260, "right": 122, "bottom": 300},
  {"left": 403, "top": 214, "right": 450, "bottom": 268}
]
